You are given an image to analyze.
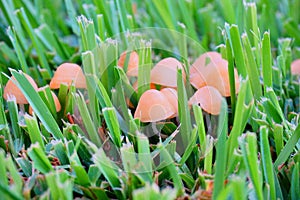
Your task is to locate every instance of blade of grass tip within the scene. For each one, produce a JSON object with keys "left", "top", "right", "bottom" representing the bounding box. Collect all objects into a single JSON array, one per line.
[
  {"left": 27, "top": 143, "right": 53, "bottom": 174},
  {"left": 73, "top": 92, "right": 102, "bottom": 147},
  {"left": 291, "top": 163, "right": 300, "bottom": 200},
  {"left": 6, "top": 27, "right": 30, "bottom": 74},
  {"left": 177, "top": 69, "right": 192, "bottom": 147},
  {"left": 228, "top": 24, "right": 247, "bottom": 78},
  {"left": 241, "top": 132, "right": 263, "bottom": 200},
  {"left": 97, "top": 14, "right": 105, "bottom": 42},
  {"left": 225, "top": 39, "right": 237, "bottom": 115},
  {"left": 137, "top": 40, "right": 151, "bottom": 99},
  {"left": 273, "top": 124, "right": 284, "bottom": 157},
  {"left": 245, "top": 3, "right": 260, "bottom": 67},
  {"left": 262, "top": 32, "right": 272, "bottom": 94},
  {"left": 10, "top": 69, "right": 63, "bottom": 139},
  {"left": 192, "top": 105, "right": 206, "bottom": 155},
  {"left": 212, "top": 99, "right": 228, "bottom": 199},
  {"left": 260, "top": 126, "right": 276, "bottom": 200},
  {"left": 241, "top": 33, "right": 262, "bottom": 99},
  {"left": 15, "top": 8, "right": 52, "bottom": 76},
  {"left": 92, "top": 0, "right": 113, "bottom": 36},
  {"left": 25, "top": 113, "right": 45, "bottom": 150},
  {"left": 274, "top": 123, "right": 300, "bottom": 171}
]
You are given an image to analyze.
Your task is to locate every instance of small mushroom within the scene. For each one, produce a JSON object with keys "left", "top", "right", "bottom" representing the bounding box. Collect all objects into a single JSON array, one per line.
[
  {"left": 134, "top": 89, "right": 175, "bottom": 122},
  {"left": 160, "top": 88, "right": 178, "bottom": 117},
  {"left": 190, "top": 53, "right": 239, "bottom": 97},
  {"left": 118, "top": 51, "right": 139, "bottom": 77},
  {"left": 190, "top": 51, "right": 223, "bottom": 75},
  {"left": 188, "top": 86, "right": 223, "bottom": 115},
  {"left": 29, "top": 87, "right": 61, "bottom": 115},
  {"left": 3, "top": 74, "right": 38, "bottom": 104},
  {"left": 150, "top": 57, "right": 185, "bottom": 88},
  {"left": 49, "top": 63, "right": 86, "bottom": 89},
  {"left": 291, "top": 59, "right": 300, "bottom": 75}
]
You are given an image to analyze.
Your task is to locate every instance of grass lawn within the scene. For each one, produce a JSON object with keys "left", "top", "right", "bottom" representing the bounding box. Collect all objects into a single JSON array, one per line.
[{"left": 0, "top": 0, "right": 300, "bottom": 199}]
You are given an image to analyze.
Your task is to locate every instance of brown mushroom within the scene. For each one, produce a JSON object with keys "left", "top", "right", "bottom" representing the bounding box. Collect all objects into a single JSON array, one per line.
[
  {"left": 134, "top": 89, "right": 175, "bottom": 122},
  {"left": 160, "top": 88, "right": 178, "bottom": 117},
  {"left": 190, "top": 52, "right": 239, "bottom": 97},
  {"left": 291, "top": 59, "right": 300, "bottom": 75},
  {"left": 49, "top": 63, "right": 86, "bottom": 89},
  {"left": 3, "top": 74, "right": 38, "bottom": 104},
  {"left": 118, "top": 51, "right": 139, "bottom": 77},
  {"left": 29, "top": 87, "right": 61, "bottom": 115},
  {"left": 188, "top": 86, "right": 223, "bottom": 115},
  {"left": 150, "top": 57, "right": 185, "bottom": 88}
]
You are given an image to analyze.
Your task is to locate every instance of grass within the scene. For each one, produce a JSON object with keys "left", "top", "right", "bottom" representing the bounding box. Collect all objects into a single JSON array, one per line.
[{"left": 0, "top": 0, "right": 300, "bottom": 199}]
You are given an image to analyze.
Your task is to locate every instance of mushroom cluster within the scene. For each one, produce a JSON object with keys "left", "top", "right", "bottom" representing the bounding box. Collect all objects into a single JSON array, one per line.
[{"left": 130, "top": 51, "right": 240, "bottom": 123}]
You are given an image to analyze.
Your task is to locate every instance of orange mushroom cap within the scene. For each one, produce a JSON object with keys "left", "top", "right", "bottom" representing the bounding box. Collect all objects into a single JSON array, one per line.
[
  {"left": 291, "top": 59, "right": 300, "bottom": 75},
  {"left": 118, "top": 51, "right": 139, "bottom": 77},
  {"left": 188, "top": 86, "right": 223, "bottom": 115},
  {"left": 28, "top": 87, "right": 61, "bottom": 115},
  {"left": 160, "top": 88, "right": 178, "bottom": 117},
  {"left": 190, "top": 51, "right": 223, "bottom": 75},
  {"left": 134, "top": 89, "right": 175, "bottom": 122},
  {"left": 150, "top": 57, "right": 185, "bottom": 88},
  {"left": 190, "top": 53, "right": 239, "bottom": 97},
  {"left": 4, "top": 74, "right": 38, "bottom": 104},
  {"left": 49, "top": 63, "right": 86, "bottom": 89}
]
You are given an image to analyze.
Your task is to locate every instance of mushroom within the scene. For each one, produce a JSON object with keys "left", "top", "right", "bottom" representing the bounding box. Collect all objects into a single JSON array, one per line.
[
  {"left": 160, "top": 88, "right": 178, "bottom": 117},
  {"left": 150, "top": 57, "right": 185, "bottom": 88},
  {"left": 3, "top": 74, "right": 38, "bottom": 104},
  {"left": 28, "top": 87, "right": 61, "bottom": 115},
  {"left": 134, "top": 89, "right": 175, "bottom": 122},
  {"left": 291, "top": 59, "right": 300, "bottom": 75},
  {"left": 190, "top": 52, "right": 239, "bottom": 97},
  {"left": 49, "top": 63, "right": 86, "bottom": 89},
  {"left": 188, "top": 86, "right": 223, "bottom": 115},
  {"left": 118, "top": 51, "right": 139, "bottom": 77}
]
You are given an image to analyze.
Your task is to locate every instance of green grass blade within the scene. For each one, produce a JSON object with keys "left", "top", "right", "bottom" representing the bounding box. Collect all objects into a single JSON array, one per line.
[
  {"left": 212, "top": 99, "right": 228, "bottom": 199},
  {"left": 10, "top": 69, "right": 63, "bottom": 139},
  {"left": 260, "top": 126, "right": 276, "bottom": 200}
]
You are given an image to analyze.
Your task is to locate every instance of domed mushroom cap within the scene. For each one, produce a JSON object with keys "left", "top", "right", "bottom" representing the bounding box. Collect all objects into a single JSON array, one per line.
[
  {"left": 188, "top": 86, "right": 223, "bottom": 115},
  {"left": 49, "top": 63, "right": 86, "bottom": 89},
  {"left": 150, "top": 57, "right": 185, "bottom": 88},
  {"left": 134, "top": 89, "right": 175, "bottom": 122},
  {"left": 4, "top": 74, "right": 38, "bottom": 104},
  {"left": 160, "top": 88, "right": 178, "bottom": 117},
  {"left": 291, "top": 59, "right": 300, "bottom": 75},
  {"left": 118, "top": 51, "right": 139, "bottom": 77},
  {"left": 190, "top": 57, "right": 239, "bottom": 97},
  {"left": 190, "top": 51, "right": 223, "bottom": 75}
]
